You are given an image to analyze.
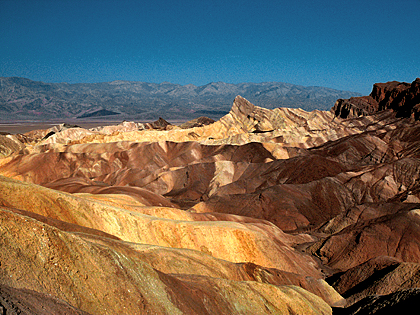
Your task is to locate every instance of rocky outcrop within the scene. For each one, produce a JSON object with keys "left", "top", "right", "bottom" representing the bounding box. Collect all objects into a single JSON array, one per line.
[
  {"left": 332, "top": 96, "right": 379, "bottom": 118},
  {"left": 89, "top": 121, "right": 145, "bottom": 134},
  {"left": 332, "top": 78, "right": 420, "bottom": 119},
  {"left": 0, "top": 134, "right": 25, "bottom": 158},
  {"left": 179, "top": 116, "right": 215, "bottom": 129},
  {"left": 148, "top": 117, "right": 172, "bottom": 130}
]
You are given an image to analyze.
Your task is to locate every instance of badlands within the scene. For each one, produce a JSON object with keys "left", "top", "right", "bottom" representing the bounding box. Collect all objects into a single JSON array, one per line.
[{"left": 0, "top": 79, "right": 419, "bottom": 314}]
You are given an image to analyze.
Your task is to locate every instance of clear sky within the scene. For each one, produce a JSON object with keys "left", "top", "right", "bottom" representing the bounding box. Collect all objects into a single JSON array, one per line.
[{"left": 1, "top": 0, "right": 419, "bottom": 94}]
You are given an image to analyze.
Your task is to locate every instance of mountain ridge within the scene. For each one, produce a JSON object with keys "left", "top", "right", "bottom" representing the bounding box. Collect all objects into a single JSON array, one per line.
[{"left": 0, "top": 76, "right": 360, "bottom": 121}]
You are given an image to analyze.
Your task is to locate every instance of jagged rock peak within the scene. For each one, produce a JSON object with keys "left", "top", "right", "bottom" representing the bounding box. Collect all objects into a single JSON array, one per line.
[
  {"left": 228, "top": 95, "right": 285, "bottom": 132},
  {"left": 232, "top": 95, "right": 255, "bottom": 112},
  {"left": 147, "top": 117, "right": 171, "bottom": 130},
  {"left": 332, "top": 78, "right": 420, "bottom": 120}
]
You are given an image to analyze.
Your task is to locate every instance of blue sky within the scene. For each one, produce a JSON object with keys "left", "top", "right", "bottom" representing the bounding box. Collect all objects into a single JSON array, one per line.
[{"left": 1, "top": 0, "right": 419, "bottom": 94}]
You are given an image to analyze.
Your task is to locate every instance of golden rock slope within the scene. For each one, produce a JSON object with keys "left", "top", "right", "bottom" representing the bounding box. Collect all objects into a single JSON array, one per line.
[{"left": 0, "top": 175, "right": 336, "bottom": 314}]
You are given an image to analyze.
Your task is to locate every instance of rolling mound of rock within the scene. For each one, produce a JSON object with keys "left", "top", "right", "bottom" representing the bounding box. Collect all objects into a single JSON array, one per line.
[{"left": 0, "top": 175, "right": 333, "bottom": 314}]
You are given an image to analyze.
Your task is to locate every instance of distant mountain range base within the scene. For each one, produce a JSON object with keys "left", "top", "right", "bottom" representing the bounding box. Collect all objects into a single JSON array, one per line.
[
  {"left": 0, "top": 77, "right": 360, "bottom": 121},
  {"left": 76, "top": 109, "right": 121, "bottom": 118}
]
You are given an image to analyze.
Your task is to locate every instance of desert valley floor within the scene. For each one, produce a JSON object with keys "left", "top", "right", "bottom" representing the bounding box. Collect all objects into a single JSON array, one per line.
[{"left": 0, "top": 79, "right": 420, "bottom": 314}]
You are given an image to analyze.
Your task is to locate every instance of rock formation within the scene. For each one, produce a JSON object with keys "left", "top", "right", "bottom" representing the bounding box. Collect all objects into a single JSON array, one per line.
[
  {"left": 0, "top": 84, "right": 419, "bottom": 314},
  {"left": 0, "top": 134, "right": 25, "bottom": 158},
  {"left": 332, "top": 78, "right": 420, "bottom": 120}
]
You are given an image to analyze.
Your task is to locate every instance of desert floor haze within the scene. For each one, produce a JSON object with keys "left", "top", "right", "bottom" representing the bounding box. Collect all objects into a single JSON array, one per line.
[{"left": 0, "top": 78, "right": 420, "bottom": 314}]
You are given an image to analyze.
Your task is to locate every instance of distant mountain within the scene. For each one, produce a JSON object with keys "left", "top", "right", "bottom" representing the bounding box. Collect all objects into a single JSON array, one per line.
[{"left": 0, "top": 77, "right": 360, "bottom": 121}]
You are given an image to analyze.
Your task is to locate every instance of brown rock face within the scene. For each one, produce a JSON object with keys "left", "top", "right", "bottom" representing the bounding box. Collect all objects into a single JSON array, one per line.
[
  {"left": 0, "top": 93, "right": 420, "bottom": 313},
  {"left": 179, "top": 116, "right": 216, "bottom": 129},
  {"left": 327, "top": 256, "right": 420, "bottom": 305},
  {"left": 332, "top": 96, "right": 379, "bottom": 118},
  {"left": 146, "top": 117, "right": 172, "bottom": 130},
  {"left": 309, "top": 205, "right": 420, "bottom": 270},
  {"left": 332, "top": 78, "right": 420, "bottom": 119}
]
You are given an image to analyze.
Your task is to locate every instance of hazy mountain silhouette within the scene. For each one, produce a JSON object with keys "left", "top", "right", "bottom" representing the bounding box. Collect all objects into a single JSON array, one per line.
[{"left": 0, "top": 77, "right": 360, "bottom": 120}]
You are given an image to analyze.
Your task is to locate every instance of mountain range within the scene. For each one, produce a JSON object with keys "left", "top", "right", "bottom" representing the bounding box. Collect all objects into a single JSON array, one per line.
[{"left": 0, "top": 77, "right": 360, "bottom": 121}]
